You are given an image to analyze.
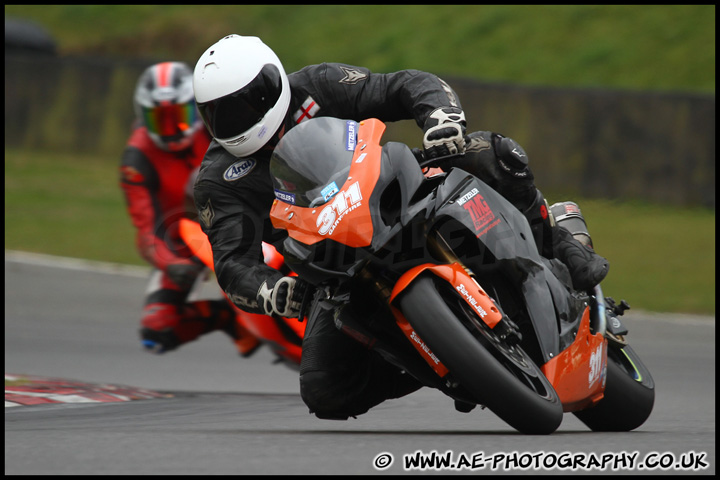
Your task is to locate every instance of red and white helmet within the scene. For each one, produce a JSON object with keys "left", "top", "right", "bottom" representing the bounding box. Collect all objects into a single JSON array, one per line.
[
  {"left": 193, "top": 34, "right": 291, "bottom": 158},
  {"left": 134, "top": 61, "right": 202, "bottom": 152}
]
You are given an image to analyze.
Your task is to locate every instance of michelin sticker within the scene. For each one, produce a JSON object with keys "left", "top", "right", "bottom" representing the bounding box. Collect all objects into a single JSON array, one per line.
[{"left": 223, "top": 158, "right": 256, "bottom": 181}]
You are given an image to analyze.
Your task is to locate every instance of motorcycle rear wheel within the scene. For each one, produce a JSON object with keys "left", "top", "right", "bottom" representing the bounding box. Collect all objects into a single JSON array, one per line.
[
  {"left": 398, "top": 275, "right": 563, "bottom": 435},
  {"left": 573, "top": 344, "right": 655, "bottom": 431}
]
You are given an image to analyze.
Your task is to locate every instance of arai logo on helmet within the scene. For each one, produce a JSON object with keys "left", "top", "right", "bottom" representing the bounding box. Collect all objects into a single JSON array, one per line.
[{"left": 223, "top": 158, "right": 256, "bottom": 181}]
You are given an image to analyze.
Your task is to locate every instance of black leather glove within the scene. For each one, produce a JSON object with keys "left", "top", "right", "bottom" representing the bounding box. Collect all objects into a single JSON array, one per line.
[
  {"left": 422, "top": 107, "right": 467, "bottom": 159},
  {"left": 257, "top": 276, "right": 309, "bottom": 318},
  {"left": 165, "top": 260, "right": 205, "bottom": 289}
]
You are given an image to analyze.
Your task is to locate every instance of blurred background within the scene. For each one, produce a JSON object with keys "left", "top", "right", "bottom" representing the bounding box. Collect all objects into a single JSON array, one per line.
[{"left": 4, "top": 5, "right": 715, "bottom": 315}]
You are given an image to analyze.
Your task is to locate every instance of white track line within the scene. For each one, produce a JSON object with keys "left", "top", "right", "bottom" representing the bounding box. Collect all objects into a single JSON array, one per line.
[
  {"left": 5, "top": 250, "right": 714, "bottom": 324},
  {"left": 5, "top": 250, "right": 150, "bottom": 278}
]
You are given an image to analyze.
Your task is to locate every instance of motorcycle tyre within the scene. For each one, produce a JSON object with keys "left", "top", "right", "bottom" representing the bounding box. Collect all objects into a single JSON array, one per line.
[
  {"left": 398, "top": 275, "right": 563, "bottom": 435},
  {"left": 573, "top": 344, "right": 655, "bottom": 431}
]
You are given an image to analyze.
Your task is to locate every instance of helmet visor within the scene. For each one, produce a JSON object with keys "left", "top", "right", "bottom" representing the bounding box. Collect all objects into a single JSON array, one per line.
[
  {"left": 142, "top": 101, "right": 198, "bottom": 139},
  {"left": 197, "top": 64, "right": 283, "bottom": 140}
]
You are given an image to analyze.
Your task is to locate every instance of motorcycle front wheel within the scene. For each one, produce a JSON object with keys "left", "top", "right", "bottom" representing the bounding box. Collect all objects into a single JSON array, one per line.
[
  {"left": 398, "top": 275, "right": 563, "bottom": 435},
  {"left": 573, "top": 343, "right": 655, "bottom": 431}
]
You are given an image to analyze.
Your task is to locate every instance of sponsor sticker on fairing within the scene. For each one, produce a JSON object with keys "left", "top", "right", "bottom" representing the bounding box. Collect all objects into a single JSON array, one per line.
[
  {"left": 462, "top": 193, "right": 501, "bottom": 236},
  {"left": 346, "top": 121, "right": 358, "bottom": 151},
  {"left": 456, "top": 188, "right": 479, "bottom": 206},
  {"left": 321, "top": 182, "right": 339, "bottom": 202},
  {"left": 274, "top": 189, "right": 296, "bottom": 205}
]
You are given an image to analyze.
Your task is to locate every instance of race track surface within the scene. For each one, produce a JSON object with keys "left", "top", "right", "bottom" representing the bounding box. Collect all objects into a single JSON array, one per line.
[{"left": 4, "top": 252, "right": 715, "bottom": 475}]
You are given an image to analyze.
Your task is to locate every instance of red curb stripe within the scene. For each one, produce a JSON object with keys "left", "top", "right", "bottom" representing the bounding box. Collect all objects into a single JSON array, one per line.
[{"left": 5, "top": 374, "right": 171, "bottom": 407}]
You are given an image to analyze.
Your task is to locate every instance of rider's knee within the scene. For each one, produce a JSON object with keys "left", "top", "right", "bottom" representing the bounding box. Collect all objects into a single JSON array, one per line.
[
  {"left": 141, "top": 303, "right": 181, "bottom": 331},
  {"left": 299, "top": 369, "right": 368, "bottom": 420}
]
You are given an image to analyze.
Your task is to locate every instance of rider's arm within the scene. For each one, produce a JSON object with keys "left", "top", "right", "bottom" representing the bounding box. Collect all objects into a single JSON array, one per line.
[
  {"left": 119, "top": 146, "right": 187, "bottom": 271},
  {"left": 193, "top": 143, "right": 285, "bottom": 313},
  {"left": 293, "top": 63, "right": 463, "bottom": 128}
]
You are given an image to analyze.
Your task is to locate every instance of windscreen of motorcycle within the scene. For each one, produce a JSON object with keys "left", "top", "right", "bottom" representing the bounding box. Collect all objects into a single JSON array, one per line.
[{"left": 270, "top": 118, "right": 358, "bottom": 208}]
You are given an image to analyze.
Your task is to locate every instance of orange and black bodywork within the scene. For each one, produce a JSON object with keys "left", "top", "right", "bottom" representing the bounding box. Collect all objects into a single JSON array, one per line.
[{"left": 268, "top": 117, "right": 609, "bottom": 413}]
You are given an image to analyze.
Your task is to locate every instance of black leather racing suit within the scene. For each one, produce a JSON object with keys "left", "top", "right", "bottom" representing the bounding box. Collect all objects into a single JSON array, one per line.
[
  {"left": 193, "top": 63, "right": 546, "bottom": 419},
  {"left": 193, "top": 63, "right": 463, "bottom": 313}
]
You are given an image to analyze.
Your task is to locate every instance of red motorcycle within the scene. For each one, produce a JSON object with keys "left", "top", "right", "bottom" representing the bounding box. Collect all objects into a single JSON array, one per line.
[
  {"left": 267, "top": 117, "right": 654, "bottom": 434},
  {"left": 178, "top": 218, "right": 304, "bottom": 368}
]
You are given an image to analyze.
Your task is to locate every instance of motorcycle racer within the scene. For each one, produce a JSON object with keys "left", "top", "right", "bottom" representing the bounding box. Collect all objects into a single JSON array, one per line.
[
  {"left": 119, "top": 61, "right": 260, "bottom": 356},
  {"left": 191, "top": 34, "right": 608, "bottom": 419}
]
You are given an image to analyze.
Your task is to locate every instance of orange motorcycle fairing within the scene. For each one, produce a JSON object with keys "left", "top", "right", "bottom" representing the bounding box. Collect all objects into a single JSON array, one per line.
[
  {"left": 270, "top": 119, "right": 386, "bottom": 248},
  {"left": 178, "top": 217, "right": 214, "bottom": 268},
  {"left": 541, "top": 306, "right": 607, "bottom": 412},
  {"left": 178, "top": 218, "right": 284, "bottom": 272},
  {"left": 236, "top": 309, "right": 303, "bottom": 364},
  {"left": 388, "top": 262, "right": 504, "bottom": 378}
]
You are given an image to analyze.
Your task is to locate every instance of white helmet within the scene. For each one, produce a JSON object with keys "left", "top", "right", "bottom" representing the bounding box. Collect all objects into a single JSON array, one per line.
[
  {"left": 134, "top": 61, "right": 202, "bottom": 152},
  {"left": 193, "top": 34, "right": 291, "bottom": 157}
]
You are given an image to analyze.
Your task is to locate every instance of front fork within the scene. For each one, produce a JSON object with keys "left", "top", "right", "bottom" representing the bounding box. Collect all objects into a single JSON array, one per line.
[
  {"left": 591, "top": 284, "right": 608, "bottom": 337},
  {"left": 592, "top": 284, "right": 632, "bottom": 347}
]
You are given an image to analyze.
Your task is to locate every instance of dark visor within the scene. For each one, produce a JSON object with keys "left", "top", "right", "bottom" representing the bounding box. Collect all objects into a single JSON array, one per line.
[{"left": 197, "top": 64, "right": 283, "bottom": 139}]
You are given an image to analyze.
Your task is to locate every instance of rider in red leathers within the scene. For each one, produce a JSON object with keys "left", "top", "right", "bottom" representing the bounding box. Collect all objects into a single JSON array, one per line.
[{"left": 119, "top": 61, "right": 260, "bottom": 356}]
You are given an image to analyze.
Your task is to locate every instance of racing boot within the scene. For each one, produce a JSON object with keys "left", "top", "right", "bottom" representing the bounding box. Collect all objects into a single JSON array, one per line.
[
  {"left": 549, "top": 201, "right": 609, "bottom": 291},
  {"left": 523, "top": 192, "right": 609, "bottom": 291},
  {"left": 552, "top": 225, "right": 609, "bottom": 291}
]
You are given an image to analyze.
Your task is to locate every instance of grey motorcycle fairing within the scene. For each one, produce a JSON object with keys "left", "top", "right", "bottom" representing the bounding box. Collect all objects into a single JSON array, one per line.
[{"left": 428, "top": 168, "right": 584, "bottom": 362}]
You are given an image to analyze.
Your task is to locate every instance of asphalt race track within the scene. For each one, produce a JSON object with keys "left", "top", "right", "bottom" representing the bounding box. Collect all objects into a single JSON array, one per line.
[{"left": 4, "top": 252, "right": 716, "bottom": 475}]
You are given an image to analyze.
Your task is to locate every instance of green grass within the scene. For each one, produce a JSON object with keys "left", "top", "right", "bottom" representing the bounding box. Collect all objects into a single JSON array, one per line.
[
  {"left": 4, "top": 5, "right": 715, "bottom": 315},
  {"left": 4, "top": 149, "right": 138, "bottom": 266},
  {"left": 5, "top": 5, "right": 715, "bottom": 93},
  {"left": 552, "top": 196, "right": 715, "bottom": 315},
  {"left": 4, "top": 148, "right": 715, "bottom": 316}
]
